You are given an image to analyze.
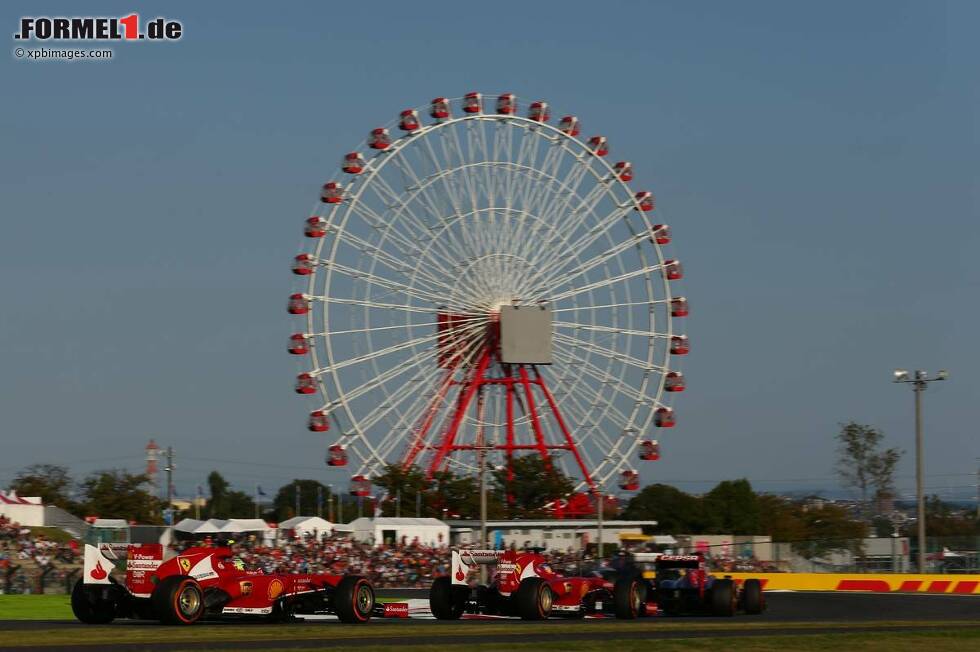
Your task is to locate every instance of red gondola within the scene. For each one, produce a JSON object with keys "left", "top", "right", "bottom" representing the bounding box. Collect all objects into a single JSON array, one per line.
[
  {"left": 399, "top": 109, "right": 421, "bottom": 132},
  {"left": 670, "top": 335, "right": 689, "bottom": 355},
  {"left": 663, "top": 259, "right": 683, "bottom": 281},
  {"left": 342, "top": 152, "right": 365, "bottom": 174},
  {"left": 350, "top": 474, "right": 371, "bottom": 496},
  {"left": 430, "top": 97, "right": 450, "bottom": 120},
  {"left": 496, "top": 93, "right": 516, "bottom": 115},
  {"left": 320, "top": 182, "right": 343, "bottom": 204},
  {"left": 664, "top": 371, "right": 685, "bottom": 392},
  {"left": 288, "top": 333, "right": 309, "bottom": 355},
  {"left": 308, "top": 410, "right": 329, "bottom": 432},
  {"left": 292, "top": 254, "right": 314, "bottom": 275},
  {"left": 327, "top": 445, "right": 347, "bottom": 466},
  {"left": 635, "top": 191, "right": 655, "bottom": 212},
  {"left": 650, "top": 224, "right": 671, "bottom": 245},
  {"left": 368, "top": 128, "right": 391, "bottom": 150},
  {"left": 640, "top": 439, "right": 661, "bottom": 460},
  {"left": 587, "top": 136, "right": 608, "bottom": 156},
  {"left": 654, "top": 407, "right": 676, "bottom": 428},
  {"left": 558, "top": 115, "right": 580, "bottom": 136},
  {"left": 304, "top": 216, "right": 327, "bottom": 238},
  {"left": 528, "top": 101, "right": 550, "bottom": 122},
  {"left": 670, "top": 297, "right": 689, "bottom": 317},
  {"left": 613, "top": 161, "right": 633, "bottom": 181},
  {"left": 463, "top": 92, "right": 482, "bottom": 114},
  {"left": 288, "top": 293, "right": 309, "bottom": 315},
  {"left": 619, "top": 470, "right": 640, "bottom": 491},
  {"left": 295, "top": 373, "right": 317, "bottom": 394}
]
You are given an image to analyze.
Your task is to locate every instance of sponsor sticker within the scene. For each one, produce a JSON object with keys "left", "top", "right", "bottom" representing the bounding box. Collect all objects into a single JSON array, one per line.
[{"left": 267, "top": 579, "right": 285, "bottom": 600}]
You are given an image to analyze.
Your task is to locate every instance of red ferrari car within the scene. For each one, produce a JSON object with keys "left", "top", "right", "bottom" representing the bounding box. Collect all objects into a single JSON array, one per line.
[
  {"left": 72, "top": 542, "right": 390, "bottom": 625},
  {"left": 429, "top": 549, "right": 646, "bottom": 620}
]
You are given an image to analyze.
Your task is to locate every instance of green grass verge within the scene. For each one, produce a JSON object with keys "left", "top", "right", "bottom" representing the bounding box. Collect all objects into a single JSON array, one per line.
[
  {"left": 0, "top": 619, "right": 977, "bottom": 648},
  {"left": 0, "top": 595, "right": 72, "bottom": 620},
  {"left": 190, "top": 629, "right": 980, "bottom": 652}
]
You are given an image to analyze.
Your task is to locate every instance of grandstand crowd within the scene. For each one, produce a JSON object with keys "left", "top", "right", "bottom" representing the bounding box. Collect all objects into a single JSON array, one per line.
[{"left": 1, "top": 519, "right": 776, "bottom": 593}]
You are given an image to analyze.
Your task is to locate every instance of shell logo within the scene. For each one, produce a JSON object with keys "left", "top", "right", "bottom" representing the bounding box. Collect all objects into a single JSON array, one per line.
[{"left": 267, "top": 578, "right": 285, "bottom": 600}]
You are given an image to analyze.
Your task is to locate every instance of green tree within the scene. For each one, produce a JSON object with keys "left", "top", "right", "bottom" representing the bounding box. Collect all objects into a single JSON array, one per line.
[
  {"left": 79, "top": 470, "right": 161, "bottom": 523},
  {"left": 703, "top": 479, "right": 761, "bottom": 534},
  {"left": 622, "top": 483, "right": 711, "bottom": 532},
  {"left": 10, "top": 464, "right": 76, "bottom": 510},
  {"left": 373, "top": 465, "right": 506, "bottom": 520},
  {"left": 835, "top": 422, "right": 903, "bottom": 517},
  {"left": 272, "top": 479, "right": 332, "bottom": 521},
  {"left": 491, "top": 455, "right": 575, "bottom": 518},
  {"left": 920, "top": 495, "right": 979, "bottom": 539},
  {"left": 757, "top": 494, "right": 808, "bottom": 542},
  {"left": 794, "top": 502, "right": 868, "bottom": 558}
]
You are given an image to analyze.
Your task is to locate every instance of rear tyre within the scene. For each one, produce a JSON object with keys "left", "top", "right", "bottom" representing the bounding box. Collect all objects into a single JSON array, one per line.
[
  {"left": 71, "top": 580, "right": 117, "bottom": 624},
  {"left": 514, "top": 577, "right": 553, "bottom": 621},
  {"left": 430, "top": 576, "right": 468, "bottom": 619},
  {"left": 710, "top": 579, "right": 736, "bottom": 617},
  {"left": 613, "top": 577, "right": 645, "bottom": 619},
  {"left": 334, "top": 575, "right": 374, "bottom": 623},
  {"left": 742, "top": 579, "right": 765, "bottom": 615},
  {"left": 152, "top": 575, "right": 205, "bottom": 625}
]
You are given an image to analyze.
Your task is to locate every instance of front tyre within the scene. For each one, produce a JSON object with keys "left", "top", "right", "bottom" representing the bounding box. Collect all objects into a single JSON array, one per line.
[
  {"left": 71, "top": 580, "right": 116, "bottom": 624},
  {"left": 515, "top": 577, "right": 553, "bottom": 621},
  {"left": 152, "top": 575, "right": 205, "bottom": 625},
  {"left": 430, "top": 576, "right": 467, "bottom": 620},
  {"left": 334, "top": 575, "right": 374, "bottom": 623},
  {"left": 613, "top": 577, "right": 645, "bottom": 619}
]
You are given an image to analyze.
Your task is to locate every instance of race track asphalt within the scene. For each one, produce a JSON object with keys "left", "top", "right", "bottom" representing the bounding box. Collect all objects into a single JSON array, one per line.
[{"left": 0, "top": 591, "right": 977, "bottom": 650}]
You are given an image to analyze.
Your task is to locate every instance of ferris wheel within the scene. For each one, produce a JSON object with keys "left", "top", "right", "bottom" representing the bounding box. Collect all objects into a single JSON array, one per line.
[{"left": 288, "top": 92, "right": 688, "bottom": 496}]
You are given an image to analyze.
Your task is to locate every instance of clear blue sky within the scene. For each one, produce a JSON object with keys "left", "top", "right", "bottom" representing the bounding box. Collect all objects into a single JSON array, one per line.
[{"left": 1, "top": 1, "right": 976, "bottom": 502}]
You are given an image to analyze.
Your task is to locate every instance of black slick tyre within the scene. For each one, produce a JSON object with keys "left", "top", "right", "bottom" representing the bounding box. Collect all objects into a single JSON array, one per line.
[
  {"left": 430, "top": 576, "right": 467, "bottom": 620},
  {"left": 742, "top": 578, "right": 765, "bottom": 614},
  {"left": 514, "top": 577, "right": 553, "bottom": 621},
  {"left": 152, "top": 575, "right": 204, "bottom": 625},
  {"left": 334, "top": 575, "right": 374, "bottom": 623},
  {"left": 613, "top": 577, "right": 645, "bottom": 619},
  {"left": 71, "top": 579, "right": 117, "bottom": 624},
  {"left": 710, "top": 578, "right": 736, "bottom": 617}
]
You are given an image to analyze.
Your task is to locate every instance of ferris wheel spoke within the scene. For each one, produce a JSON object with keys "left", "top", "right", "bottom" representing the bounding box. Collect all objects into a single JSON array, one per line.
[
  {"left": 547, "top": 264, "right": 661, "bottom": 303},
  {"left": 552, "top": 349, "right": 650, "bottom": 407},
  {"left": 551, "top": 299, "right": 663, "bottom": 313},
  {"left": 554, "top": 321, "right": 669, "bottom": 339},
  {"left": 320, "top": 260, "right": 448, "bottom": 305},
  {"left": 530, "top": 233, "right": 646, "bottom": 295},
  {"left": 553, "top": 332, "right": 662, "bottom": 374}
]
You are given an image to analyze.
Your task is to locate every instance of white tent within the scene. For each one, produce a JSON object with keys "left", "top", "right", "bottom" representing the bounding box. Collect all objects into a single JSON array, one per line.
[
  {"left": 279, "top": 516, "right": 334, "bottom": 536},
  {"left": 220, "top": 519, "right": 271, "bottom": 533},
  {"left": 349, "top": 517, "right": 448, "bottom": 547},
  {"left": 173, "top": 518, "right": 205, "bottom": 533}
]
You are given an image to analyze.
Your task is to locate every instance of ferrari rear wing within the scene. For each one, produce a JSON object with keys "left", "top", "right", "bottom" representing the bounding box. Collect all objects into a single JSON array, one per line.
[
  {"left": 451, "top": 549, "right": 505, "bottom": 585},
  {"left": 83, "top": 543, "right": 164, "bottom": 597}
]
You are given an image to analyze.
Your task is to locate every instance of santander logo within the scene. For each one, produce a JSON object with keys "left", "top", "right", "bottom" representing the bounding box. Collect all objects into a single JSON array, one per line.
[
  {"left": 455, "top": 569, "right": 466, "bottom": 581},
  {"left": 90, "top": 560, "right": 108, "bottom": 580}
]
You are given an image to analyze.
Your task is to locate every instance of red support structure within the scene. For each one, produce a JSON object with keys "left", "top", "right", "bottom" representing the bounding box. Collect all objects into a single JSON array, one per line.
[{"left": 403, "top": 331, "right": 597, "bottom": 494}]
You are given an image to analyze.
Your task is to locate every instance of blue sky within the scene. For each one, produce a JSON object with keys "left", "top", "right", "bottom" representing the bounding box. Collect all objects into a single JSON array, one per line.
[{"left": 1, "top": 1, "right": 976, "bottom": 502}]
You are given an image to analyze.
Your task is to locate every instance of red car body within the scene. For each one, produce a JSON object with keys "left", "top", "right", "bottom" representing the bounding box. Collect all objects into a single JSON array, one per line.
[
  {"left": 429, "top": 549, "right": 647, "bottom": 620},
  {"left": 72, "top": 543, "right": 390, "bottom": 625}
]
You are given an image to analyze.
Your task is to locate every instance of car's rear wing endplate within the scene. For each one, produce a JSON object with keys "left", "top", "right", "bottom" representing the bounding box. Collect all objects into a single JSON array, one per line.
[{"left": 451, "top": 549, "right": 505, "bottom": 586}]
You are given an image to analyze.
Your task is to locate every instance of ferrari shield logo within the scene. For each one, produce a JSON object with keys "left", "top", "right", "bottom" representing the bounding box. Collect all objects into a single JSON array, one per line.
[
  {"left": 239, "top": 581, "right": 253, "bottom": 596},
  {"left": 178, "top": 558, "right": 191, "bottom": 574}
]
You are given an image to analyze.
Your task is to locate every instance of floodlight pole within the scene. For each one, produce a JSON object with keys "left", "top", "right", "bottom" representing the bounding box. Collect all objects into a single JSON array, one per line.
[{"left": 893, "top": 369, "right": 947, "bottom": 572}]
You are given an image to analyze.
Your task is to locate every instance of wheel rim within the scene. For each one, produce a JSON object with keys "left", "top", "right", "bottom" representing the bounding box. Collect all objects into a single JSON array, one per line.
[
  {"left": 178, "top": 585, "right": 201, "bottom": 616},
  {"left": 539, "top": 586, "right": 553, "bottom": 613},
  {"left": 631, "top": 584, "right": 641, "bottom": 612},
  {"left": 355, "top": 583, "right": 373, "bottom": 614}
]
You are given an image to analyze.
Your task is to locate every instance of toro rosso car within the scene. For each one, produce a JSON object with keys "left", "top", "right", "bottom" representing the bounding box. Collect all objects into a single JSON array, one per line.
[
  {"left": 429, "top": 549, "right": 647, "bottom": 620},
  {"left": 71, "top": 543, "right": 398, "bottom": 625},
  {"left": 651, "top": 554, "right": 765, "bottom": 616}
]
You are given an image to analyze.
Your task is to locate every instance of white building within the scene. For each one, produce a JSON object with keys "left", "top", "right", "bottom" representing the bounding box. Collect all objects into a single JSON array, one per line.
[
  {"left": 448, "top": 519, "right": 658, "bottom": 552},
  {"left": 349, "top": 517, "right": 449, "bottom": 547},
  {"left": 0, "top": 491, "right": 44, "bottom": 526},
  {"left": 279, "top": 516, "right": 334, "bottom": 537}
]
